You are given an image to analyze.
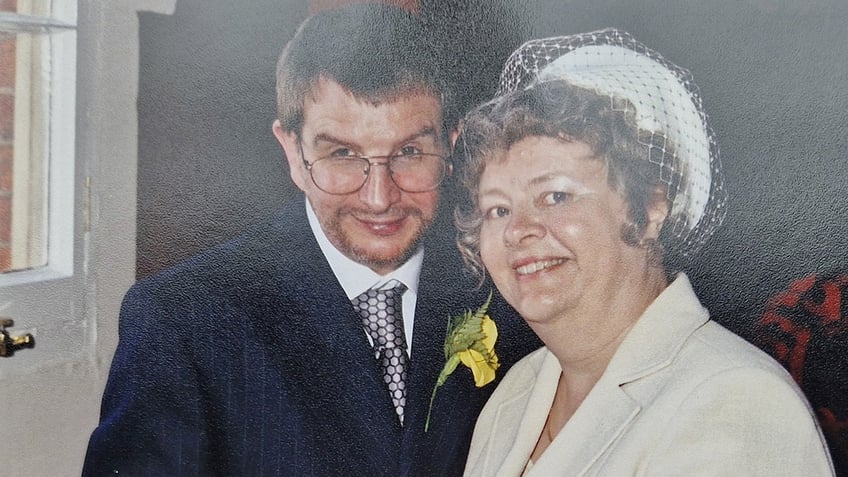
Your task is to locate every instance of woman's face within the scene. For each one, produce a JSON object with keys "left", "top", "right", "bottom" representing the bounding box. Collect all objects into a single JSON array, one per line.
[{"left": 478, "top": 136, "right": 655, "bottom": 326}]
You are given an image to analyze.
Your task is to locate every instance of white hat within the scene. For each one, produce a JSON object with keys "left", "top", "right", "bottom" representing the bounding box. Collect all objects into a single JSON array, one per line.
[{"left": 497, "top": 28, "right": 726, "bottom": 258}]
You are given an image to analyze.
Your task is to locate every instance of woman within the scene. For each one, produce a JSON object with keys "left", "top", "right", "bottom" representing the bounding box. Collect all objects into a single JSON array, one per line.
[{"left": 456, "top": 29, "right": 833, "bottom": 476}]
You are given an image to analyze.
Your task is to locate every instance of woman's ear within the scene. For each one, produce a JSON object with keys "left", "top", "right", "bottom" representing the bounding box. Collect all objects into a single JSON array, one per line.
[{"left": 643, "top": 186, "right": 670, "bottom": 240}]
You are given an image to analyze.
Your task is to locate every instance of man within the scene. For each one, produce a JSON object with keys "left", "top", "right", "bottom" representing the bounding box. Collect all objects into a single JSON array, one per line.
[{"left": 83, "top": 5, "right": 538, "bottom": 476}]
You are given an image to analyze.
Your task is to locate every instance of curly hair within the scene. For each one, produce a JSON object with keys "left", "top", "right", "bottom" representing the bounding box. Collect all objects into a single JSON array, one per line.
[{"left": 454, "top": 80, "right": 681, "bottom": 278}]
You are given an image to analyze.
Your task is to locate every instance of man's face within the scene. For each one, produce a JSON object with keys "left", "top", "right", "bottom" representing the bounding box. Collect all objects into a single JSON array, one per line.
[{"left": 274, "top": 78, "right": 447, "bottom": 275}]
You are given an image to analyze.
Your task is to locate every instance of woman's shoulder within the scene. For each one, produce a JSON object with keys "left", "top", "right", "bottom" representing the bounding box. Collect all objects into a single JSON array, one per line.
[
  {"left": 688, "top": 319, "right": 794, "bottom": 377},
  {"left": 668, "top": 319, "right": 811, "bottom": 408}
]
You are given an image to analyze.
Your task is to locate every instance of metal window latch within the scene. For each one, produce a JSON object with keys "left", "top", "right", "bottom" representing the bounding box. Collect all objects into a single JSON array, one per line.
[{"left": 0, "top": 319, "right": 34, "bottom": 357}]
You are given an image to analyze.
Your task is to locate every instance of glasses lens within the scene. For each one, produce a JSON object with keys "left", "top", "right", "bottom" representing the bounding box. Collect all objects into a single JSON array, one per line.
[
  {"left": 309, "top": 154, "right": 447, "bottom": 194},
  {"left": 390, "top": 154, "right": 446, "bottom": 192},
  {"left": 310, "top": 157, "right": 368, "bottom": 194}
]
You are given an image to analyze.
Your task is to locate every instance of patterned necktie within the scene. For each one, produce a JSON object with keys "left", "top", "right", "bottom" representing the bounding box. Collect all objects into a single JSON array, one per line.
[{"left": 351, "top": 280, "right": 409, "bottom": 424}]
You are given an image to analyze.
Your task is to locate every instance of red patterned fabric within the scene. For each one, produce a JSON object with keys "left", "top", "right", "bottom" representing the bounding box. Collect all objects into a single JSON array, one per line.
[{"left": 756, "top": 272, "right": 848, "bottom": 474}]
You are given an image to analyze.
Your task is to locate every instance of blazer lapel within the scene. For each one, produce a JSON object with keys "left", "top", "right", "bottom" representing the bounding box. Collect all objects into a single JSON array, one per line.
[
  {"left": 251, "top": 200, "right": 403, "bottom": 469},
  {"left": 399, "top": 225, "right": 498, "bottom": 474},
  {"left": 467, "top": 349, "right": 641, "bottom": 477},
  {"left": 529, "top": 372, "right": 640, "bottom": 476},
  {"left": 533, "top": 275, "right": 708, "bottom": 476},
  {"left": 490, "top": 350, "right": 558, "bottom": 477},
  {"left": 468, "top": 275, "right": 709, "bottom": 477}
]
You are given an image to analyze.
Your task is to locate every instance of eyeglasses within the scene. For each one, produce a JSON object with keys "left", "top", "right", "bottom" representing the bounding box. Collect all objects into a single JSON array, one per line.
[{"left": 301, "top": 150, "right": 450, "bottom": 195}]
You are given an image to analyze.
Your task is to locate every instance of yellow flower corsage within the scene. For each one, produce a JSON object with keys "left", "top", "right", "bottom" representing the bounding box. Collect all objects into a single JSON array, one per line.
[{"left": 425, "top": 291, "right": 500, "bottom": 431}]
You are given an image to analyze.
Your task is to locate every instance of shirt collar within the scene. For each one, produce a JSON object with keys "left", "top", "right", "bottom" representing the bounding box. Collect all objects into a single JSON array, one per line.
[{"left": 304, "top": 198, "right": 423, "bottom": 299}]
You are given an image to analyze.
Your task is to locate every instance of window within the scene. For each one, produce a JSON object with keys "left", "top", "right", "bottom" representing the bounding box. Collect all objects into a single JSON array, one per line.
[{"left": 0, "top": 0, "right": 76, "bottom": 283}]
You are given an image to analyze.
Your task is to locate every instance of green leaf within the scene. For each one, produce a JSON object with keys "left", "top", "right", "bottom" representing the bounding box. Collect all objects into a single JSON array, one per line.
[{"left": 426, "top": 291, "right": 495, "bottom": 432}]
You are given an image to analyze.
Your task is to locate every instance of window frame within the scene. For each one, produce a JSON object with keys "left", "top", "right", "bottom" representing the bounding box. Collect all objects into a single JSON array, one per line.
[{"left": 0, "top": 3, "right": 77, "bottom": 287}]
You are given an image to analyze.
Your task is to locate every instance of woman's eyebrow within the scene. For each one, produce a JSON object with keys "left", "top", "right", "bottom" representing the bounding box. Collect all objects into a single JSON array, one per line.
[
  {"left": 528, "top": 172, "right": 583, "bottom": 187},
  {"left": 477, "top": 186, "right": 509, "bottom": 201}
]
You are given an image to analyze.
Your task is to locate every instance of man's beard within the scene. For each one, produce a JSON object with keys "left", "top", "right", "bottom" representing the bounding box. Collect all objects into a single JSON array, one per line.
[{"left": 321, "top": 206, "right": 433, "bottom": 271}]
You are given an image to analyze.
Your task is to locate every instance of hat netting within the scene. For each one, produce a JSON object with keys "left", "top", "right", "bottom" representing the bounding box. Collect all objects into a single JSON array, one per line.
[{"left": 496, "top": 28, "right": 726, "bottom": 258}]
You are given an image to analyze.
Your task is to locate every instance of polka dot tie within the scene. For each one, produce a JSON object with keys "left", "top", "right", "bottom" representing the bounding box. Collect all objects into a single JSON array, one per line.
[{"left": 352, "top": 280, "right": 409, "bottom": 424}]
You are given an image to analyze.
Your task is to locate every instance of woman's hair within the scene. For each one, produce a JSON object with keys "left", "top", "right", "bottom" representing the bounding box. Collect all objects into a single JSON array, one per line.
[{"left": 454, "top": 80, "right": 682, "bottom": 278}]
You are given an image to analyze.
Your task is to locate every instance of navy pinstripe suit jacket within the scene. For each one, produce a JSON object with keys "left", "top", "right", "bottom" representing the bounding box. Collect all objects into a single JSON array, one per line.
[{"left": 82, "top": 197, "right": 539, "bottom": 476}]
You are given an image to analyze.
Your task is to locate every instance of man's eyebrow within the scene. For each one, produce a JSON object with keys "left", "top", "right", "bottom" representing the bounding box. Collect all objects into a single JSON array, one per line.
[
  {"left": 312, "top": 133, "right": 355, "bottom": 149},
  {"left": 311, "top": 127, "right": 440, "bottom": 149},
  {"left": 404, "top": 127, "right": 439, "bottom": 143}
]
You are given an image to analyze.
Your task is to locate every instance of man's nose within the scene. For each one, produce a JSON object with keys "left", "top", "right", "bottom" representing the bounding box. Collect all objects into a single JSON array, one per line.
[{"left": 359, "top": 161, "right": 401, "bottom": 212}]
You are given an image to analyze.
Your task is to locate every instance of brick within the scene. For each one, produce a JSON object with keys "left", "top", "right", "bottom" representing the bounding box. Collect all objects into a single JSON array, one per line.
[
  {"left": 0, "top": 145, "right": 11, "bottom": 192},
  {"left": 0, "top": 245, "right": 9, "bottom": 272},
  {"left": 0, "top": 38, "right": 15, "bottom": 89},
  {"left": 0, "top": 0, "right": 17, "bottom": 13},
  {"left": 0, "top": 94, "right": 13, "bottom": 142},
  {"left": 0, "top": 195, "right": 10, "bottom": 243}
]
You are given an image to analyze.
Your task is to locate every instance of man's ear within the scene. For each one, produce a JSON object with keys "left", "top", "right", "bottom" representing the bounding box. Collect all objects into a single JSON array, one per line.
[
  {"left": 644, "top": 186, "right": 670, "bottom": 240},
  {"left": 450, "top": 128, "right": 460, "bottom": 150},
  {"left": 449, "top": 123, "right": 463, "bottom": 151},
  {"left": 272, "top": 119, "right": 309, "bottom": 191}
]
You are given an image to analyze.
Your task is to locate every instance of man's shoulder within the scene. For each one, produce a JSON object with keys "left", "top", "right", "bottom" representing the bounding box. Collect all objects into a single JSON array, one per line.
[{"left": 128, "top": 203, "right": 313, "bottom": 303}]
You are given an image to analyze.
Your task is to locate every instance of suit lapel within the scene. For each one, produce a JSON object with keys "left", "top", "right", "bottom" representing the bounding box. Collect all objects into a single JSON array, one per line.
[
  {"left": 399, "top": 224, "right": 497, "bottom": 473},
  {"left": 530, "top": 373, "right": 640, "bottom": 476},
  {"left": 488, "top": 350, "right": 557, "bottom": 477},
  {"left": 532, "top": 275, "right": 709, "bottom": 475},
  {"left": 250, "top": 200, "right": 403, "bottom": 469},
  {"left": 475, "top": 350, "right": 640, "bottom": 477}
]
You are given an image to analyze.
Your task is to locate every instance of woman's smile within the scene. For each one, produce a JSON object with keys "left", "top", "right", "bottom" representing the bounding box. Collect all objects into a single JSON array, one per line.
[{"left": 513, "top": 257, "right": 567, "bottom": 276}]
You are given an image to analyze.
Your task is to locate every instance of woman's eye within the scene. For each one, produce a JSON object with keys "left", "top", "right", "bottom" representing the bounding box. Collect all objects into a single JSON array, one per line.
[
  {"left": 542, "top": 191, "right": 570, "bottom": 205},
  {"left": 484, "top": 206, "right": 510, "bottom": 219}
]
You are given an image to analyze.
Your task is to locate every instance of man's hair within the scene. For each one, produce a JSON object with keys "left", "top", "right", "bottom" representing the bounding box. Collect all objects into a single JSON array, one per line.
[
  {"left": 276, "top": 4, "right": 456, "bottom": 138},
  {"left": 454, "top": 80, "right": 681, "bottom": 277}
]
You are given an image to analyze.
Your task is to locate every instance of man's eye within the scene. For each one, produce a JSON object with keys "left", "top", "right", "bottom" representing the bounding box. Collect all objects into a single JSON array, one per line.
[
  {"left": 485, "top": 206, "right": 510, "bottom": 219},
  {"left": 329, "top": 148, "right": 357, "bottom": 158},
  {"left": 542, "top": 191, "right": 570, "bottom": 205},
  {"left": 398, "top": 145, "right": 422, "bottom": 156}
]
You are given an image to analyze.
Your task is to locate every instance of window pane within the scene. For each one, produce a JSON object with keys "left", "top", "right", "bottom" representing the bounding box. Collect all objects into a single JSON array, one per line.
[{"left": 0, "top": 5, "right": 56, "bottom": 273}]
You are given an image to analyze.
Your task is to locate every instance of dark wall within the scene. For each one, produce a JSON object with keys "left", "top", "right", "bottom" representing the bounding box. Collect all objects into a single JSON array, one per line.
[{"left": 137, "top": 0, "right": 307, "bottom": 277}]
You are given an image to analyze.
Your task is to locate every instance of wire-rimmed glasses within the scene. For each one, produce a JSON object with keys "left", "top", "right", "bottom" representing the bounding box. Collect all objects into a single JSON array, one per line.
[{"left": 301, "top": 151, "right": 450, "bottom": 195}]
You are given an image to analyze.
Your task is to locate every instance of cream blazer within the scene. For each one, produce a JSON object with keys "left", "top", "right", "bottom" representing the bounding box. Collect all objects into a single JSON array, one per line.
[{"left": 464, "top": 274, "right": 834, "bottom": 476}]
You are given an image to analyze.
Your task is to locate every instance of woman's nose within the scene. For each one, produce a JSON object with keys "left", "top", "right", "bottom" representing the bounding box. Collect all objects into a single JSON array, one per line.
[
  {"left": 504, "top": 208, "right": 546, "bottom": 247},
  {"left": 359, "top": 162, "right": 401, "bottom": 212}
]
